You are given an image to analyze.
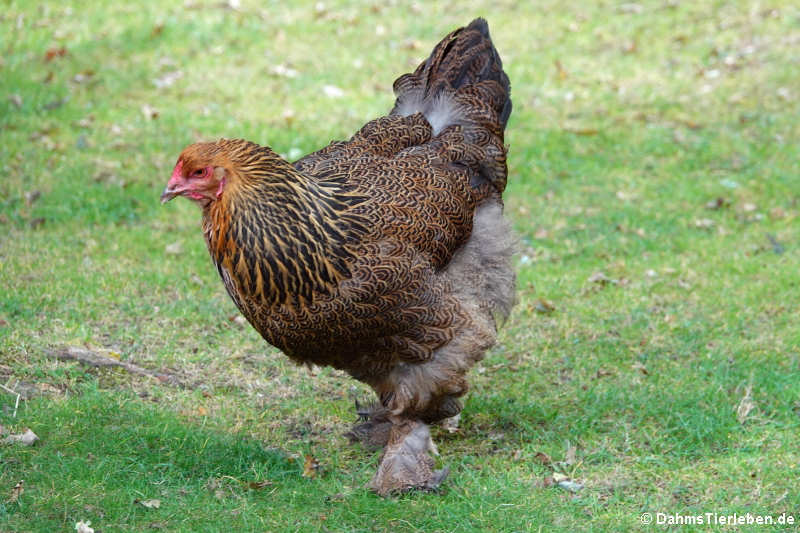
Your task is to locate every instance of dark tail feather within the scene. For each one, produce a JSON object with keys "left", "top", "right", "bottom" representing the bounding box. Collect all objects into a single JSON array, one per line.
[
  {"left": 390, "top": 19, "right": 511, "bottom": 195},
  {"left": 390, "top": 18, "right": 512, "bottom": 133}
]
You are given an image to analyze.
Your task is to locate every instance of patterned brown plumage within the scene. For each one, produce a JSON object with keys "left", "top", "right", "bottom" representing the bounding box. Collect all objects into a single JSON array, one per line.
[{"left": 162, "top": 18, "right": 515, "bottom": 495}]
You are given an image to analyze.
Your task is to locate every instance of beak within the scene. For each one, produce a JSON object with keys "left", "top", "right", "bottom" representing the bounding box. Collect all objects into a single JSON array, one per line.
[
  {"left": 160, "top": 186, "right": 180, "bottom": 204},
  {"left": 163, "top": 160, "right": 187, "bottom": 204}
]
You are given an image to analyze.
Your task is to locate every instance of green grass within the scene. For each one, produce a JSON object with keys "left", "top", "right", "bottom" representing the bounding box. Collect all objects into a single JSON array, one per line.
[{"left": 2, "top": 0, "right": 799, "bottom": 531}]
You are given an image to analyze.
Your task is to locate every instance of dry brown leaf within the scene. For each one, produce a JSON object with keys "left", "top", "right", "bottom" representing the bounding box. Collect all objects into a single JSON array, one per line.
[
  {"left": 632, "top": 362, "right": 649, "bottom": 375},
  {"left": 489, "top": 431, "right": 505, "bottom": 442},
  {"left": 247, "top": 480, "right": 274, "bottom": 490},
  {"left": 8, "top": 480, "right": 23, "bottom": 503},
  {"left": 24, "top": 190, "right": 41, "bottom": 206},
  {"left": 705, "top": 197, "right": 729, "bottom": 210},
  {"left": 769, "top": 207, "right": 786, "bottom": 220},
  {"left": 595, "top": 368, "right": 614, "bottom": 379},
  {"left": 141, "top": 104, "right": 159, "bottom": 120},
  {"left": 4, "top": 429, "right": 39, "bottom": 446},
  {"left": 554, "top": 59, "right": 568, "bottom": 80},
  {"left": 302, "top": 454, "right": 320, "bottom": 478},
  {"left": 563, "top": 127, "right": 599, "bottom": 136},
  {"left": 229, "top": 315, "right": 247, "bottom": 327},
  {"left": 532, "top": 299, "right": 555, "bottom": 314},
  {"left": 37, "top": 382, "right": 61, "bottom": 394},
  {"left": 588, "top": 272, "right": 613, "bottom": 285},
  {"left": 72, "top": 71, "right": 94, "bottom": 84},
  {"left": 44, "top": 47, "right": 67, "bottom": 62},
  {"left": 677, "top": 117, "right": 703, "bottom": 130},
  {"left": 135, "top": 498, "right": 161, "bottom": 509},
  {"left": 622, "top": 39, "right": 637, "bottom": 54}
]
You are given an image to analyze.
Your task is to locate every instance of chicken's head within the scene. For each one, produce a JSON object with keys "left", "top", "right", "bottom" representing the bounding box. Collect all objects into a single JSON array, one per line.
[{"left": 161, "top": 142, "right": 228, "bottom": 208}]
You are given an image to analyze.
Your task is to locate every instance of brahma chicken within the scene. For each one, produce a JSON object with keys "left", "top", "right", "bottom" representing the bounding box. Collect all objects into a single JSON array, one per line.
[{"left": 161, "top": 18, "right": 515, "bottom": 495}]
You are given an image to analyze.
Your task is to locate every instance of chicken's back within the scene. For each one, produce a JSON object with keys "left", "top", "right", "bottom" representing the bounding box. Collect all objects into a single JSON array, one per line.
[{"left": 295, "top": 18, "right": 510, "bottom": 270}]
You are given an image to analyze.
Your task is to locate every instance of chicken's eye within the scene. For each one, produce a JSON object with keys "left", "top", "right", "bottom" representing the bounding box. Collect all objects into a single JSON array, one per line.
[{"left": 191, "top": 168, "right": 205, "bottom": 178}]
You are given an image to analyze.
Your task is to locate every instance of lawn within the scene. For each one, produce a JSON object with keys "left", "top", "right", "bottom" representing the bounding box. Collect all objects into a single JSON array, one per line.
[{"left": 1, "top": 0, "right": 799, "bottom": 531}]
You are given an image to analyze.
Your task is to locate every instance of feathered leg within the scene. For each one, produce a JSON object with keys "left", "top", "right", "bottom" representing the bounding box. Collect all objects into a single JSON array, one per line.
[{"left": 368, "top": 417, "right": 448, "bottom": 496}]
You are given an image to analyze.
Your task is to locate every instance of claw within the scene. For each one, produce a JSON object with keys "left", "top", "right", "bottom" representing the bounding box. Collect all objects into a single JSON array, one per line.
[
  {"left": 345, "top": 400, "right": 392, "bottom": 448},
  {"left": 354, "top": 398, "right": 373, "bottom": 422},
  {"left": 428, "top": 466, "right": 449, "bottom": 489}
]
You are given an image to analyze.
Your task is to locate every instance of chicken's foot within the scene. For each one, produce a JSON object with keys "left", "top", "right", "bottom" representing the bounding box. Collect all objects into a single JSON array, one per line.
[{"left": 368, "top": 419, "right": 448, "bottom": 496}]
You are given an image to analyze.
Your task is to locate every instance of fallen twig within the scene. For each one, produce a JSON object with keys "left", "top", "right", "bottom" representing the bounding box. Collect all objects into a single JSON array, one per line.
[
  {"left": 0, "top": 382, "right": 21, "bottom": 417},
  {"left": 49, "top": 346, "right": 189, "bottom": 388}
]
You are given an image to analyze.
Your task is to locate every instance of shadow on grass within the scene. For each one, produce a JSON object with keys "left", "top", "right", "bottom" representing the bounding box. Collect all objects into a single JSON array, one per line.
[{"left": 0, "top": 383, "right": 297, "bottom": 531}]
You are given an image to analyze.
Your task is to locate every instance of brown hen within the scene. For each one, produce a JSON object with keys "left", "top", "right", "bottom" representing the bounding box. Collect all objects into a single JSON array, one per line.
[{"left": 161, "top": 18, "right": 515, "bottom": 495}]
